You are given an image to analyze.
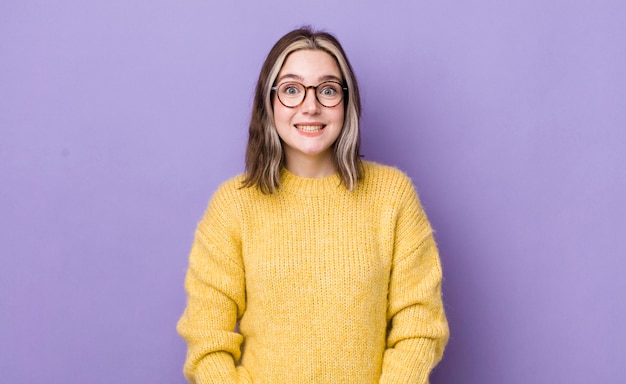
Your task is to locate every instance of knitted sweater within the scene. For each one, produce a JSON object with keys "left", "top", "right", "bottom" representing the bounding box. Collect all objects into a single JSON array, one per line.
[{"left": 177, "top": 161, "right": 449, "bottom": 384}]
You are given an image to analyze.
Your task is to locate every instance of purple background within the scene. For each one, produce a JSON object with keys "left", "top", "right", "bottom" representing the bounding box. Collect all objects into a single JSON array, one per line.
[{"left": 1, "top": 1, "right": 625, "bottom": 383}]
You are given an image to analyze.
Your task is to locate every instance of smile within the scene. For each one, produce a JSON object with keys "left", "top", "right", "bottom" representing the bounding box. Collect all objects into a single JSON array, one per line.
[{"left": 295, "top": 125, "right": 325, "bottom": 132}]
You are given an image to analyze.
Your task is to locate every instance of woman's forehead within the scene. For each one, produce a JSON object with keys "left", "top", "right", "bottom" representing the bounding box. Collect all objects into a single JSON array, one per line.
[{"left": 278, "top": 50, "right": 341, "bottom": 79}]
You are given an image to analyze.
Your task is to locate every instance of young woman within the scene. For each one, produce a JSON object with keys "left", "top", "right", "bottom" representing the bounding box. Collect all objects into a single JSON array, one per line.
[{"left": 177, "top": 27, "right": 449, "bottom": 383}]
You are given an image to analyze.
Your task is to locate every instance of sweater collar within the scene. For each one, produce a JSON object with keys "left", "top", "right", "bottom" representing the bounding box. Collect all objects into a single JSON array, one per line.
[{"left": 279, "top": 167, "right": 344, "bottom": 196}]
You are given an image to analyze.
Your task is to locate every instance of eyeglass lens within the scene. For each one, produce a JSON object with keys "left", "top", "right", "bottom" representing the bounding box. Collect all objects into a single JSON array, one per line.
[{"left": 276, "top": 81, "right": 345, "bottom": 108}]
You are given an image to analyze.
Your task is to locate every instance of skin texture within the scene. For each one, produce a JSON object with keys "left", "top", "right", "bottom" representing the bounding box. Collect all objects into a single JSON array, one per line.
[{"left": 273, "top": 49, "right": 345, "bottom": 178}]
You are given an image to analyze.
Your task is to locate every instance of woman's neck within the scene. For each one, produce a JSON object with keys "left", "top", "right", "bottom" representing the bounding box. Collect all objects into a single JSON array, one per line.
[{"left": 284, "top": 153, "right": 336, "bottom": 178}]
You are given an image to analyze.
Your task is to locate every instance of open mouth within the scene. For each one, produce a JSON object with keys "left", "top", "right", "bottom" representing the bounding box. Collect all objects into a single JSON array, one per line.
[{"left": 295, "top": 125, "right": 325, "bottom": 133}]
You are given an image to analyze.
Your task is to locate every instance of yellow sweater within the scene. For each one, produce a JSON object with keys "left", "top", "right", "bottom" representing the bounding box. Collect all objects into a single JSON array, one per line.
[{"left": 177, "top": 161, "right": 449, "bottom": 383}]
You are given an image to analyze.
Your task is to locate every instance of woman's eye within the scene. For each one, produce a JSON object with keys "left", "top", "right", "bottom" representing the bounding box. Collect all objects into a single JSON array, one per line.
[
  {"left": 283, "top": 85, "right": 300, "bottom": 95},
  {"left": 319, "top": 86, "right": 338, "bottom": 96}
]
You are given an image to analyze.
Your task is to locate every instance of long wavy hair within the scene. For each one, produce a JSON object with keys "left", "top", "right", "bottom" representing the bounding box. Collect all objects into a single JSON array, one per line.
[{"left": 242, "top": 27, "right": 362, "bottom": 194}]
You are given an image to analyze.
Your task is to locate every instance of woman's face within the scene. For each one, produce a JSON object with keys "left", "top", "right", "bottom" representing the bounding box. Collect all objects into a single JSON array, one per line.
[{"left": 272, "top": 49, "right": 344, "bottom": 171}]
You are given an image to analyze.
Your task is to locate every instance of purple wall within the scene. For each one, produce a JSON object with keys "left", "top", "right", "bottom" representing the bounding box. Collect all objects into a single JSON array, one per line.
[{"left": 1, "top": 1, "right": 624, "bottom": 383}]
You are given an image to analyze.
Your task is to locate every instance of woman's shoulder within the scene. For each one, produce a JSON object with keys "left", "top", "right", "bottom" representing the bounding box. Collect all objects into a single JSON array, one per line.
[
  {"left": 359, "top": 160, "right": 421, "bottom": 203},
  {"left": 361, "top": 160, "right": 414, "bottom": 189},
  {"left": 211, "top": 174, "right": 255, "bottom": 201},
  {"left": 359, "top": 161, "right": 426, "bottom": 215},
  {"left": 215, "top": 174, "right": 246, "bottom": 191},
  {"left": 202, "top": 174, "right": 260, "bottom": 219}
]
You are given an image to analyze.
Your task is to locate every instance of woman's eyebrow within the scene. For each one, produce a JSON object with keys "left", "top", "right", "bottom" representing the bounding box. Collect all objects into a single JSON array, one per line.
[
  {"left": 275, "top": 73, "right": 343, "bottom": 83},
  {"left": 318, "top": 74, "right": 343, "bottom": 82},
  {"left": 275, "top": 73, "right": 303, "bottom": 83}
]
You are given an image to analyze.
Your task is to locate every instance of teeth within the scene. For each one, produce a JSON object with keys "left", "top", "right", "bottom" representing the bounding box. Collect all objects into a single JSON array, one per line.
[{"left": 296, "top": 125, "right": 323, "bottom": 132}]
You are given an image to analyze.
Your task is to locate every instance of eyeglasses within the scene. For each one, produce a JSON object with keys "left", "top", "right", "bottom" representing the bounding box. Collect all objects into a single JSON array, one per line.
[{"left": 271, "top": 81, "right": 347, "bottom": 108}]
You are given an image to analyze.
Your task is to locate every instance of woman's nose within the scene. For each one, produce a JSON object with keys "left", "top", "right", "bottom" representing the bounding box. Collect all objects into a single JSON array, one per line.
[{"left": 300, "top": 88, "right": 321, "bottom": 114}]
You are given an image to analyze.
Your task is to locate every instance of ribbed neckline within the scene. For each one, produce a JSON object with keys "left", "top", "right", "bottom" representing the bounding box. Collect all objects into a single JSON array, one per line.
[{"left": 279, "top": 167, "right": 344, "bottom": 196}]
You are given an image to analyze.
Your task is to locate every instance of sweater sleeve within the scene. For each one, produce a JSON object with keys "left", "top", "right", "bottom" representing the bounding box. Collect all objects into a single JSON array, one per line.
[
  {"left": 176, "top": 182, "right": 252, "bottom": 384},
  {"left": 379, "top": 176, "right": 449, "bottom": 384}
]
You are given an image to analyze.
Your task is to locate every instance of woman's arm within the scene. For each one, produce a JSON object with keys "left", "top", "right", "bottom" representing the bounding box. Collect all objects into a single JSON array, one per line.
[
  {"left": 379, "top": 178, "right": 449, "bottom": 384},
  {"left": 176, "top": 183, "right": 252, "bottom": 384}
]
